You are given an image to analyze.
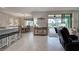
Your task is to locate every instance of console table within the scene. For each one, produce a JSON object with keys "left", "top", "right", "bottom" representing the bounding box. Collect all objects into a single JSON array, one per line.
[{"left": 34, "top": 27, "right": 48, "bottom": 36}]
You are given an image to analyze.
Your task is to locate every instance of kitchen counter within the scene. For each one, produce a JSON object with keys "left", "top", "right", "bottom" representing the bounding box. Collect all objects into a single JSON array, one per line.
[
  {"left": 0, "top": 27, "right": 19, "bottom": 36},
  {"left": 0, "top": 27, "right": 20, "bottom": 48}
]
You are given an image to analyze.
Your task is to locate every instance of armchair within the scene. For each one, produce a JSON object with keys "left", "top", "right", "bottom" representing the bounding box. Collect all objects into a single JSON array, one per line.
[{"left": 58, "top": 27, "right": 79, "bottom": 51}]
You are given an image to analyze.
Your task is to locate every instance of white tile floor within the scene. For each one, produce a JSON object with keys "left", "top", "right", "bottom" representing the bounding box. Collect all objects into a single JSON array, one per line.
[{"left": 1, "top": 29, "right": 64, "bottom": 51}]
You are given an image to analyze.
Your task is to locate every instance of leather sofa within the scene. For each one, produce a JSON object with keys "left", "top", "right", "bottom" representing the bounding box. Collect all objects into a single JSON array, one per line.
[{"left": 57, "top": 27, "right": 79, "bottom": 51}]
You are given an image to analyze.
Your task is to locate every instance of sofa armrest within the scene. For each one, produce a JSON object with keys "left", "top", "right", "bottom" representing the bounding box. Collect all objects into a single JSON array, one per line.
[
  {"left": 65, "top": 40, "right": 79, "bottom": 51},
  {"left": 67, "top": 40, "right": 79, "bottom": 45},
  {"left": 72, "top": 40, "right": 79, "bottom": 43},
  {"left": 69, "top": 35, "right": 78, "bottom": 40}
]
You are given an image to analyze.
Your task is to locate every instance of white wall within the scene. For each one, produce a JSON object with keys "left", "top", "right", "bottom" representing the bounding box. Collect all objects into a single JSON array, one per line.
[
  {"left": 0, "top": 12, "right": 20, "bottom": 27},
  {"left": 72, "top": 11, "right": 79, "bottom": 29},
  {"left": 9, "top": 17, "right": 20, "bottom": 26},
  {"left": 0, "top": 13, "right": 10, "bottom": 27}
]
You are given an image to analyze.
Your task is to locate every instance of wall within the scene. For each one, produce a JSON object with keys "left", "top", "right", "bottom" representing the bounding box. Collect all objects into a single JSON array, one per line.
[
  {"left": 72, "top": 11, "right": 79, "bottom": 29},
  {"left": 0, "top": 12, "right": 20, "bottom": 27},
  {"left": 9, "top": 17, "right": 20, "bottom": 26},
  {"left": 0, "top": 13, "right": 10, "bottom": 27},
  {"left": 76, "top": 12, "right": 79, "bottom": 32}
]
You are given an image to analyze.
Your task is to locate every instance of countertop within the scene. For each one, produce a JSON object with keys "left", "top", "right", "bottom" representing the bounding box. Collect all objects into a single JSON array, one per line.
[{"left": 0, "top": 27, "right": 19, "bottom": 36}]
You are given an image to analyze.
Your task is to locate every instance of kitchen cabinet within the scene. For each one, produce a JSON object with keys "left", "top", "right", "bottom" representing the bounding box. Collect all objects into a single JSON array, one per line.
[{"left": 0, "top": 28, "right": 20, "bottom": 48}]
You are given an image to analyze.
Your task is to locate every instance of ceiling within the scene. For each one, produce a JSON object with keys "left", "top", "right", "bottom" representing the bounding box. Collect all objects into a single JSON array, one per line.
[{"left": 0, "top": 7, "right": 79, "bottom": 17}]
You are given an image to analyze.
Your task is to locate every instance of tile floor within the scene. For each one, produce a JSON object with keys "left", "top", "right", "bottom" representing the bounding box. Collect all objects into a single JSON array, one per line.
[{"left": 1, "top": 28, "right": 64, "bottom": 51}]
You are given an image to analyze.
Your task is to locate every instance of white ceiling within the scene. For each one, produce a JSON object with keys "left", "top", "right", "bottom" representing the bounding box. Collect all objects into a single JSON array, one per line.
[{"left": 0, "top": 7, "right": 79, "bottom": 17}]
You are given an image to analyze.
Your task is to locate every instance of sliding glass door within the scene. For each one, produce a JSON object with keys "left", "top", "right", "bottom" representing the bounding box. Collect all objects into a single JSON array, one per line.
[
  {"left": 48, "top": 14, "right": 72, "bottom": 28},
  {"left": 62, "top": 14, "right": 72, "bottom": 28}
]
